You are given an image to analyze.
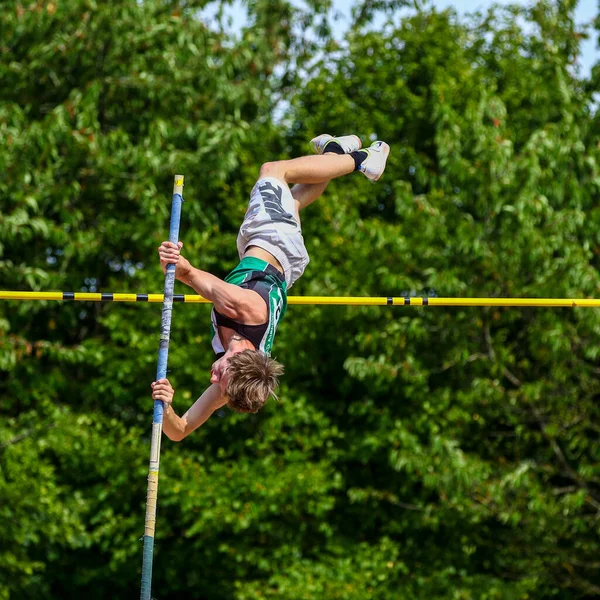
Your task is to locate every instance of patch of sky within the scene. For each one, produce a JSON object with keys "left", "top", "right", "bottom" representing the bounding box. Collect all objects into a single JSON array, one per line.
[
  {"left": 201, "top": 0, "right": 598, "bottom": 77},
  {"left": 198, "top": 0, "right": 598, "bottom": 118}
]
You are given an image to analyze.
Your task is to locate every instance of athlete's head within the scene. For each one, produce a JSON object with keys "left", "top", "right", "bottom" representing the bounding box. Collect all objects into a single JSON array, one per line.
[{"left": 218, "top": 349, "right": 284, "bottom": 413}]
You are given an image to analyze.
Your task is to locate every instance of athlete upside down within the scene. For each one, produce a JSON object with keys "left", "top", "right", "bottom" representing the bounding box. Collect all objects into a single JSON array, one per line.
[{"left": 151, "top": 134, "right": 390, "bottom": 440}]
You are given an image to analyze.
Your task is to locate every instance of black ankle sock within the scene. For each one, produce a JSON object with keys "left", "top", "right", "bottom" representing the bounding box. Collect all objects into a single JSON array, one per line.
[
  {"left": 323, "top": 141, "right": 345, "bottom": 155},
  {"left": 350, "top": 150, "right": 368, "bottom": 171}
]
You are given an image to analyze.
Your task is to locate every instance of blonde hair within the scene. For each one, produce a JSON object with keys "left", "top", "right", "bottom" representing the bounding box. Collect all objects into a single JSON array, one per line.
[{"left": 226, "top": 350, "right": 284, "bottom": 413}]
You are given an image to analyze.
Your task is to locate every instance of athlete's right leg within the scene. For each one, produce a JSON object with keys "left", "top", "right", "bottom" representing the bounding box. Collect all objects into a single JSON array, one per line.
[{"left": 291, "top": 181, "right": 329, "bottom": 214}]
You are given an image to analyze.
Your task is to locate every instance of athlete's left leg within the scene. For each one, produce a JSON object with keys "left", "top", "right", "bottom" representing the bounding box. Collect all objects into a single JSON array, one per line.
[
  {"left": 289, "top": 134, "right": 364, "bottom": 215},
  {"left": 260, "top": 138, "right": 389, "bottom": 187},
  {"left": 260, "top": 154, "right": 354, "bottom": 185}
]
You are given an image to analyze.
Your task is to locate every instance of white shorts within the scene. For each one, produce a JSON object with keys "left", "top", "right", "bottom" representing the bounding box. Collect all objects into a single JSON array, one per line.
[{"left": 236, "top": 177, "right": 310, "bottom": 288}]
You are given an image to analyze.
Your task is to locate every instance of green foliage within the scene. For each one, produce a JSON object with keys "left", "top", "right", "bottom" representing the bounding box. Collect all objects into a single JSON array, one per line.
[{"left": 1, "top": 1, "right": 599, "bottom": 599}]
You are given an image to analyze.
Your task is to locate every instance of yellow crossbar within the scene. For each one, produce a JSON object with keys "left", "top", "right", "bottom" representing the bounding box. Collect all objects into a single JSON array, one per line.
[{"left": 1, "top": 291, "right": 599, "bottom": 307}]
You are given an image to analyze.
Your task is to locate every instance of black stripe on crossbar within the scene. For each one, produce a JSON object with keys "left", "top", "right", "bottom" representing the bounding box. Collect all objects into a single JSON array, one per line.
[
  {"left": 137, "top": 294, "right": 148, "bottom": 302},
  {"left": 423, "top": 297, "right": 429, "bottom": 305},
  {"left": 387, "top": 297, "right": 393, "bottom": 305},
  {"left": 174, "top": 295, "right": 185, "bottom": 302},
  {"left": 404, "top": 297, "right": 410, "bottom": 305},
  {"left": 63, "top": 292, "right": 75, "bottom": 300},
  {"left": 101, "top": 293, "right": 113, "bottom": 301}
]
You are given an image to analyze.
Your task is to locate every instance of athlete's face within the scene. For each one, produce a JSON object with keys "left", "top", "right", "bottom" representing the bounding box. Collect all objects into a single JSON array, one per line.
[{"left": 210, "top": 355, "right": 231, "bottom": 394}]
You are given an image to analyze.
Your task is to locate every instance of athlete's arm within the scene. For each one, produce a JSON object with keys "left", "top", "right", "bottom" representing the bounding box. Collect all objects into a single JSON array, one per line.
[
  {"left": 151, "top": 379, "right": 227, "bottom": 441},
  {"left": 158, "top": 241, "right": 265, "bottom": 320},
  {"left": 184, "top": 266, "right": 264, "bottom": 320}
]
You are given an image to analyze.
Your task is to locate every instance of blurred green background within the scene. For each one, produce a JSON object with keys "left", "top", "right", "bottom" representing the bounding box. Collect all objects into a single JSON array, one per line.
[{"left": 1, "top": 1, "right": 600, "bottom": 598}]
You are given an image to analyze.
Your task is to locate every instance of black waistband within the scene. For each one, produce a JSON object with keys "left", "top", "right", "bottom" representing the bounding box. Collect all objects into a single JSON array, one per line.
[{"left": 262, "top": 262, "right": 285, "bottom": 282}]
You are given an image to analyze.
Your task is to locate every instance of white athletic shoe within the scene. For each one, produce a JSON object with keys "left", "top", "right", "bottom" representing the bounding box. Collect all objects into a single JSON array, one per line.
[
  {"left": 310, "top": 133, "right": 362, "bottom": 155},
  {"left": 358, "top": 141, "right": 390, "bottom": 181}
]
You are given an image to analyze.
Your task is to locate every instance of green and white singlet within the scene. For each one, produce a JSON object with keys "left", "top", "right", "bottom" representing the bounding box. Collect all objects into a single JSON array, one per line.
[{"left": 210, "top": 257, "right": 288, "bottom": 357}]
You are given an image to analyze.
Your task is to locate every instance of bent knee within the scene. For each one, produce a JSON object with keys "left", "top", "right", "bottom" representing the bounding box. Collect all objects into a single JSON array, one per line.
[{"left": 259, "top": 161, "right": 286, "bottom": 181}]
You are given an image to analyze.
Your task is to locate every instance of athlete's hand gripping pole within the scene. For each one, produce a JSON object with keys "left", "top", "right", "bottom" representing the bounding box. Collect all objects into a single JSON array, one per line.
[{"left": 140, "top": 175, "right": 184, "bottom": 600}]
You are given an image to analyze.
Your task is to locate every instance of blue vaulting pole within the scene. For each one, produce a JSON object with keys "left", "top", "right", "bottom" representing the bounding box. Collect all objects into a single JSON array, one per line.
[{"left": 140, "top": 175, "right": 184, "bottom": 600}]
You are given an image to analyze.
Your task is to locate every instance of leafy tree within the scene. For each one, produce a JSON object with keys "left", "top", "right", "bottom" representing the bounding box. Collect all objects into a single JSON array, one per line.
[
  {"left": 283, "top": 1, "right": 600, "bottom": 597},
  {"left": 0, "top": 0, "right": 328, "bottom": 597},
  {"left": 1, "top": 1, "right": 599, "bottom": 599}
]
